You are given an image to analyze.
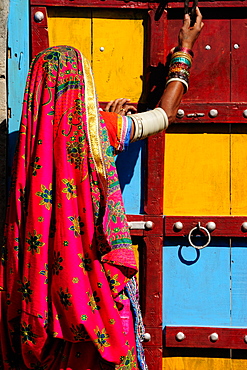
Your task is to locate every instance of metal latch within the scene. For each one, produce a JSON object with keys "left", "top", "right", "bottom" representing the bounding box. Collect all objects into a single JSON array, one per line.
[{"left": 128, "top": 221, "right": 154, "bottom": 230}]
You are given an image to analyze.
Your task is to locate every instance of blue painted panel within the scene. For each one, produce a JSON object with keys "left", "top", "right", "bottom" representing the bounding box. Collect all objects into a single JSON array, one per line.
[
  {"left": 8, "top": 0, "right": 29, "bottom": 163},
  {"left": 163, "top": 237, "right": 231, "bottom": 327},
  {"left": 116, "top": 140, "right": 145, "bottom": 215},
  {"left": 231, "top": 238, "right": 247, "bottom": 327}
]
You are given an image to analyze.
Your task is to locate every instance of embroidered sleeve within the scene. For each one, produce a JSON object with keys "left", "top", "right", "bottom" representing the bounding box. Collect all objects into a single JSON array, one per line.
[{"left": 100, "top": 111, "right": 132, "bottom": 153}]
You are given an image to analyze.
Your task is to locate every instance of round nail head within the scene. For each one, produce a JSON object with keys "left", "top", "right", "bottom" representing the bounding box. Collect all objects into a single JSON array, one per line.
[
  {"left": 143, "top": 333, "right": 151, "bottom": 342},
  {"left": 34, "top": 11, "right": 44, "bottom": 22},
  {"left": 210, "top": 333, "right": 219, "bottom": 342},
  {"left": 209, "top": 109, "right": 218, "bottom": 118},
  {"left": 177, "top": 109, "right": 184, "bottom": 118},
  {"left": 145, "top": 221, "right": 154, "bottom": 230},
  {"left": 242, "top": 222, "right": 247, "bottom": 232},
  {"left": 206, "top": 221, "right": 216, "bottom": 232},
  {"left": 173, "top": 221, "right": 183, "bottom": 232},
  {"left": 176, "top": 332, "right": 186, "bottom": 341}
]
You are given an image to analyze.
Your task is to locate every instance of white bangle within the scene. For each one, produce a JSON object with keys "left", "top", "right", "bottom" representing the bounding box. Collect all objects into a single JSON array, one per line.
[
  {"left": 166, "top": 77, "right": 188, "bottom": 93},
  {"left": 130, "top": 107, "right": 169, "bottom": 142}
]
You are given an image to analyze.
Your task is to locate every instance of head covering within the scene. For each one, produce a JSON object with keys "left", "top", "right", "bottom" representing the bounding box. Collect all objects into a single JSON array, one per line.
[{"left": 0, "top": 46, "right": 138, "bottom": 367}]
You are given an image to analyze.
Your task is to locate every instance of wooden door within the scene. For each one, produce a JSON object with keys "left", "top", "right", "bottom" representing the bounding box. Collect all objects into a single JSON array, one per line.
[{"left": 163, "top": 5, "right": 247, "bottom": 370}]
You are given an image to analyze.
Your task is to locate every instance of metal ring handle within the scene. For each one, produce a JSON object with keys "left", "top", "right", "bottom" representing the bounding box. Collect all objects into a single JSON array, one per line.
[{"left": 188, "top": 222, "right": 211, "bottom": 249}]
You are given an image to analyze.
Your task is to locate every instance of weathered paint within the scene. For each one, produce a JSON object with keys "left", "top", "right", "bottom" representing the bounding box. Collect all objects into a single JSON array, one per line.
[
  {"left": 8, "top": 0, "right": 29, "bottom": 180},
  {"left": 231, "top": 134, "right": 247, "bottom": 215},
  {"left": 164, "top": 133, "right": 230, "bottom": 216},
  {"left": 8, "top": 0, "right": 29, "bottom": 136},
  {"left": 163, "top": 356, "right": 230, "bottom": 370},
  {"left": 47, "top": 8, "right": 91, "bottom": 62},
  {"left": 92, "top": 9, "right": 145, "bottom": 103},
  {"left": 47, "top": 8, "right": 146, "bottom": 103},
  {"left": 162, "top": 356, "right": 247, "bottom": 370}
]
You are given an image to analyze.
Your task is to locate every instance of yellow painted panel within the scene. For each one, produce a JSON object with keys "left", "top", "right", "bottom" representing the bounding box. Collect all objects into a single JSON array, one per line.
[
  {"left": 162, "top": 357, "right": 247, "bottom": 370},
  {"left": 92, "top": 10, "right": 146, "bottom": 102},
  {"left": 232, "top": 359, "right": 247, "bottom": 369},
  {"left": 231, "top": 134, "right": 247, "bottom": 215},
  {"left": 162, "top": 357, "right": 231, "bottom": 370},
  {"left": 47, "top": 8, "right": 91, "bottom": 62},
  {"left": 164, "top": 134, "right": 230, "bottom": 216}
]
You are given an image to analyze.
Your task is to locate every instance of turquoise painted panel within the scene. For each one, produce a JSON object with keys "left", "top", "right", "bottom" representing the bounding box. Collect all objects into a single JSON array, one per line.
[
  {"left": 116, "top": 140, "right": 145, "bottom": 215},
  {"left": 231, "top": 238, "right": 247, "bottom": 327},
  {"left": 8, "top": 0, "right": 29, "bottom": 163},
  {"left": 163, "top": 237, "right": 231, "bottom": 327}
]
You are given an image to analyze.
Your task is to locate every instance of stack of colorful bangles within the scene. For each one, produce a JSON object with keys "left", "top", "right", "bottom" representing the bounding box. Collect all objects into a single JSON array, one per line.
[{"left": 166, "top": 46, "right": 194, "bottom": 93}]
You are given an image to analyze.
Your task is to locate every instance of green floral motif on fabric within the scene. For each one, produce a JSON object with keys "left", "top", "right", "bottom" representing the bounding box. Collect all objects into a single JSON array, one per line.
[
  {"left": 26, "top": 230, "right": 45, "bottom": 254},
  {"left": 117, "top": 347, "right": 138, "bottom": 370},
  {"left": 61, "top": 178, "right": 77, "bottom": 200},
  {"left": 93, "top": 326, "right": 110, "bottom": 352},
  {"left": 13, "top": 237, "right": 20, "bottom": 254},
  {"left": 78, "top": 252, "right": 92, "bottom": 273},
  {"left": 30, "top": 156, "right": 42, "bottom": 176},
  {"left": 68, "top": 215, "right": 84, "bottom": 237},
  {"left": 18, "top": 187, "right": 26, "bottom": 204},
  {"left": 106, "top": 271, "right": 121, "bottom": 293},
  {"left": 20, "top": 322, "right": 38, "bottom": 344},
  {"left": 53, "top": 251, "right": 64, "bottom": 275},
  {"left": 58, "top": 287, "right": 72, "bottom": 310},
  {"left": 66, "top": 140, "right": 87, "bottom": 171},
  {"left": 18, "top": 278, "right": 33, "bottom": 303},
  {"left": 87, "top": 291, "right": 101, "bottom": 312},
  {"left": 35, "top": 184, "right": 52, "bottom": 210},
  {"left": 39, "top": 263, "right": 48, "bottom": 284},
  {"left": 70, "top": 324, "right": 90, "bottom": 341}
]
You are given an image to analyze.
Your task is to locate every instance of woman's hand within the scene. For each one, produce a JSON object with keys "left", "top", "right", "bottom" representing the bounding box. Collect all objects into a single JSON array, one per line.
[
  {"left": 105, "top": 98, "right": 137, "bottom": 116},
  {"left": 178, "top": 7, "right": 204, "bottom": 49}
]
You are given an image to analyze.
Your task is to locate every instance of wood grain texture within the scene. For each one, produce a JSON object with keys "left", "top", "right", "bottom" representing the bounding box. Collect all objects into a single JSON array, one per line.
[
  {"left": 31, "top": 7, "right": 49, "bottom": 58},
  {"left": 166, "top": 19, "right": 231, "bottom": 104},
  {"left": 164, "top": 216, "right": 247, "bottom": 237},
  {"left": 231, "top": 134, "right": 247, "bottom": 215},
  {"left": 165, "top": 327, "right": 247, "bottom": 349},
  {"left": 170, "top": 103, "right": 247, "bottom": 124},
  {"left": 163, "top": 356, "right": 232, "bottom": 370},
  {"left": 47, "top": 7, "right": 91, "bottom": 61},
  {"left": 92, "top": 9, "right": 145, "bottom": 102},
  {"left": 30, "top": 0, "right": 159, "bottom": 8}
]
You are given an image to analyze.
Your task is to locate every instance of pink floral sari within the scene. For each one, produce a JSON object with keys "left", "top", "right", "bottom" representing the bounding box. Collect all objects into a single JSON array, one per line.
[{"left": 0, "top": 46, "right": 146, "bottom": 370}]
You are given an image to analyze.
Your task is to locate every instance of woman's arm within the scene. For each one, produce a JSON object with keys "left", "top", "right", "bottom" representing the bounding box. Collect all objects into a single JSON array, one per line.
[
  {"left": 104, "top": 8, "right": 204, "bottom": 140},
  {"left": 159, "top": 7, "right": 204, "bottom": 125}
]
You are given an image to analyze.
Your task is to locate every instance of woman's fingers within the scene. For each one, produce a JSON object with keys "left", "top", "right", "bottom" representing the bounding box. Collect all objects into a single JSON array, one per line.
[
  {"left": 195, "top": 7, "right": 203, "bottom": 28},
  {"left": 104, "top": 98, "right": 136, "bottom": 115},
  {"left": 105, "top": 100, "right": 113, "bottom": 112}
]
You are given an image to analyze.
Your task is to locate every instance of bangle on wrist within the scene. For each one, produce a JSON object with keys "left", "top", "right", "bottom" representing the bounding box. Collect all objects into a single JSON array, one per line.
[{"left": 166, "top": 46, "right": 194, "bottom": 93}]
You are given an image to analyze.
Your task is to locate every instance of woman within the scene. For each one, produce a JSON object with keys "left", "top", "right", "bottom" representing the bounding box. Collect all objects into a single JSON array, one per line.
[{"left": 0, "top": 8, "right": 203, "bottom": 370}]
